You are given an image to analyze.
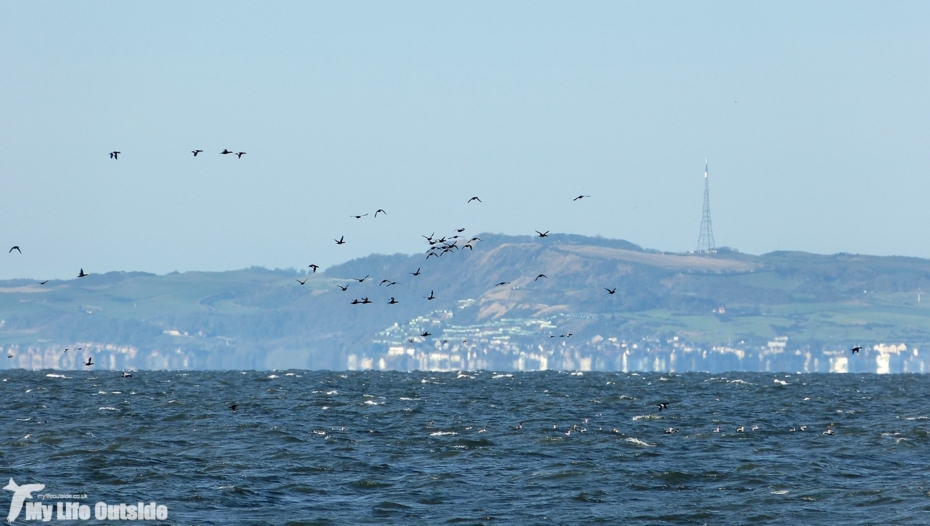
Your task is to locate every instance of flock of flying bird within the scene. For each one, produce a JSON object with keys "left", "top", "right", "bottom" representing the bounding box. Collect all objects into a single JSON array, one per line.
[{"left": 6, "top": 150, "right": 868, "bottom": 369}]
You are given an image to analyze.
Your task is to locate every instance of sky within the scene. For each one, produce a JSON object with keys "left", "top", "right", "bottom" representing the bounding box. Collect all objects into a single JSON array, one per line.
[{"left": 1, "top": 1, "right": 929, "bottom": 280}]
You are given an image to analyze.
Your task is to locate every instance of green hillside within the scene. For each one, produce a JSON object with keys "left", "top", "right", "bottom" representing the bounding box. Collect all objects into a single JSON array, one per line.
[{"left": 2, "top": 234, "right": 930, "bottom": 371}]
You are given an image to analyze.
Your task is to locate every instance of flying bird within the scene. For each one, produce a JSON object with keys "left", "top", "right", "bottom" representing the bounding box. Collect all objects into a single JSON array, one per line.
[
  {"left": 296, "top": 278, "right": 308, "bottom": 285},
  {"left": 421, "top": 331, "right": 431, "bottom": 337},
  {"left": 350, "top": 214, "right": 368, "bottom": 219},
  {"left": 573, "top": 195, "right": 590, "bottom": 201},
  {"left": 410, "top": 268, "right": 421, "bottom": 276},
  {"left": 39, "top": 281, "right": 48, "bottom": 285},
  {"left": 78, "top": 268, "right": 88, "bottom": 278},
  {"left": 308, "top": 264, "right": 320, "bottom": 272},
  {"left": 425, "top": 290, "right": 435, "bottom": 300},
  {"left": 851, "top": 346, "right": 862, "bottom": 354},
  {"left": 84, "top": 357, "right": 93, "bottom": 367},
  {"left": 495, "top": 281, "right": 510, "bottom": 287},
  {"left": 467, "top": 196, "right": 482, "bottom": 203},
  {"left": 122, "top": 372, "right": 132, "bottom": 378},
  {"left": 379, "top": 279, "right": 391, "bottom": 286},
  {"left": 109, "top": 151, "right": 120, "bottom": 159},
  {"left": 388, "top": 297, "right": 398, "bottom": 304},
  {"left": 605, "top": 287, "right": 616, "bottom": 295},
  {"left": 374, "top": 209, "right": 387, "bottom": 217},
  {"left": 9, "top": 246, "right": 21, "bottom": 254},
  {"left": 236, "top": 152, "right": 246, "bottom": 158},
  {"left": 335, "top": 236, "right": 346, "bottom": 245},
  {"left": 535, "top": 274, "right": 547, "bottom": 281},
  {"left": 354, "top": 275, "right": 370, "bottom": 283},
  {"left": 192, "top": 150, "right": 203, "bottom": 156},
  {"left": 221, "top": 149, "right": 234, "bottom": 155},
  {"left": 456, "top": 228, "right": 466, "bottom": 233},
  {"left": 535, "top": 230, "right": 549, "bottom": 238},
  {"left": 337, "top": 284, "right": 349, "bottom": 291}
]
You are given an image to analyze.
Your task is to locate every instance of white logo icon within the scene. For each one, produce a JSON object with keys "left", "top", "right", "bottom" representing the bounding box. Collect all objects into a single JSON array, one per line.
[{"left": 4, "top": 478, "right": 46, "bottom": 522}]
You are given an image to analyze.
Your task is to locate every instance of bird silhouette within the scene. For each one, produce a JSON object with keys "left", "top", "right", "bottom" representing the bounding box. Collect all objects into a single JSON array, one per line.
[
  {"left": 410, "top": 268, "right": 421, "bottom": 276},
  {"left": 109, "top": 151, "right": 120, "bottom": 159},
  {"left": 421, "top": 331, "right": 431, "bottom": 337},
  {"left": 350, "top": 214, "right": 368, "bottom": 219},
  {"left": 78, "top": 268, "right": 87, "bottom": 278},
  {"left": 422, "top": 233, "right": 435, "bottom": 242},
  {"left": 851, "top": 346, "right": 862, "bottom": 354},
  {"left": 230, "top": 404, "right": 238, "bottom": 411},
  {"left": 337, "top": 284, "right": 349, "bottom": 291},
  {"left": 495, "top": 281, "right": 510, "bottom": 286},
  {"left": 360, "top": 297, "right": 372, "bottom": 304},
  {"left": 235, "top": 152, "right": 246, "bottom": 158},
  {"left": 388, "top": 297, "right": 398, "bottom": 304},
  {"left": 535, "top": 274, "right": 547, "bottom": 281},
  {"left": 379, "top": 279, "right": 391, "bottom": 286},
  {"left": 354, "top": 275, "right": 369, "bottom": 283},
  {"left": 9, "top": 246, "right": 21, "bottom": 254},
  {"left": 84, "top": 357, "right": 93, "bottom": 366},
  {"left": 296, "top": 278, "right": 308, "bottom": 285},
  {"left": 456, "top": 228, "right": 465, "bottom": 233},
  {"left": 308, "top": 264, "right": 320, "bottom": 272},
  {"left": 375, "top": 209, "right": 387, "bottom": 217},
  {"left": 335, "top": 236, "right": 346, "bottom": 245},
  {"left": 122, "top": 372, "right": 132, "bottom": 378},
  {"left": 467, "top": 196, "right": 482, "bottom": 203},
  {"left": 351, "top": 299, "right": 360, "bottom": 305},
  {"left": 192, "top": 150, "right": 203, "bottom": 156},
  {"left": 221, "top": 149, "right": 234, "bottom": 155},
  {"left": 535, "top": 230, "right": 549, "bottom": 237},
  {"left": 573, "top": 195, "right": 590, "bottom": 201},
  {"left": 39, "top": 280, "right": 48, "bottom": 285},
  {"left": 425, "top": 290, "right": 435, "bottom": 300},
  {"left": 605, "top": 287, "right": 616, "bottom": 294}
]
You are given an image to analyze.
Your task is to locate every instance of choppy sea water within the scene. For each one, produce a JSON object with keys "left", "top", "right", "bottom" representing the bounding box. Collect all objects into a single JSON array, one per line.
[{"left": 3, "top": 370, "right": 930, "bottom": 524}]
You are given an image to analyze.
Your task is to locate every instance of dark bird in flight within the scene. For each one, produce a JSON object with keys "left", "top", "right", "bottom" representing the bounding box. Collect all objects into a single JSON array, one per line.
[
  {"left": 350, "top": 214, "right": 368, "bottom": 219},
  {"left": 422, "top": 233, "right": 435, "bottom": 242},
  {"left": 122, "top": 372, "right": 132, "bottom": 378},
  {"left": 6, "top": 352, "right": 12, "bottom": 358},
  {"left": 495, "top": 281, "right": 510, "bottom": 287},
  {"left": 469, "top": 237, "right": 481, "bottom": 242},
  {"left": 39, "top": 281, "right": 48, "bottom": 285},
  {"left": 337, "top": 284, "right": 349, "bottom": 291},
  {"left": 84, "top": 357, "right": 93, "bottom": 367},
  {"left": 308, "top": 264, "right": 320, "bottom": 272},
  {"left": 379, "top": 279, "right": 391, "bottom": 286},
  {"left": 658, "top": 402, "right": 669, "bottom": 411},
  {"left": 535, "top": 274, "right": 547, "bottom": 281},
  {"left": 78, "top": 268, "right": 88, "bottom": 278},
  {"left": 425, "top": 290, "right": 435, "bottom": 300},
  {"left": 360, "top": 297, "right": 372, "bottom": 304},
  {"left": 230, "top": 404, "right": 238, "bottom": 411},
  {"left": 375, "top": 209, "right": 387, "bottom": 217},
  {"left": 605, "top": 287, "right": 616, "bottom": 295},
  {"left": 421, "top": 331, "right": 431, "bottom": 337},
  {"left": 236, "top": 152, "right": 246, "bottom": 158},
  {"left": 351, "top": 299, "right": 360, "bottom": 305},
  {"left": 535, "top": 230, "right": 549, "bottom": 238},
  {"left": 296, "top": 278, "right": 308, "bottom": 285},
  {"left": 456, "top": 228, "right": 465, "bottom": 233},
  {"left": 354, "top": 275, "right": 370, "bottom": 283},
  {"left": 388, "top": 297, "right": 398, "bottom": 305},
  {"left": 426, "top": 252, "right": 438, "bottom": 259},
  {"left": 386, "top": 281, "right": 398, "bottom": 287},
  {"left": 192, "top": 150, "right": 203, "bottom": 156},
  {"left": 335, "top": 236, "right": 346, "bottom": 245},
  {"left": 851, "top": 346, "right": 862, "bottom": 354},
  {"left": 410, "top": 268, "right": 421, "bottom": 276},
  {"left": 9, "top": 246, "right": 21, "bottom": 254},
  {"left": 109, "top": 151, "right": 120, "bottom": 159},
  {"left": 573, "top": 195, "right": 590, "bottom": 201},
  {"left": 467, "top": 196, "right": 482, "bottom": 203},
  {"left": 221, "top": 149, "right": 234, "bottom": 155}
]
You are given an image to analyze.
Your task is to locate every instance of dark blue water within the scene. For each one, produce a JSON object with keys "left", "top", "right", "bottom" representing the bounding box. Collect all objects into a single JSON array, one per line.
[{"left": 2, "top": 370, "right": 929, "bottom": 524}]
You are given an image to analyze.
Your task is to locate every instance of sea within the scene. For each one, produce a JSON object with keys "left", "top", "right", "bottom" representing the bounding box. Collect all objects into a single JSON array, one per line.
[{"left": 2, "top": 370, "right": 929, "bottom": 525}]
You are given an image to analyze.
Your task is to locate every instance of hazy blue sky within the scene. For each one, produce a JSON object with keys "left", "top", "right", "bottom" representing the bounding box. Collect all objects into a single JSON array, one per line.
[{"left": 1, "top": 1, "right": 928, "bottom": 279}]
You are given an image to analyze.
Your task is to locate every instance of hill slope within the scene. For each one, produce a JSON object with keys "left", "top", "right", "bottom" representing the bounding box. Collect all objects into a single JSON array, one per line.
[{"left": 2, "top": 234, "right": 930, "bottom": 372}]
